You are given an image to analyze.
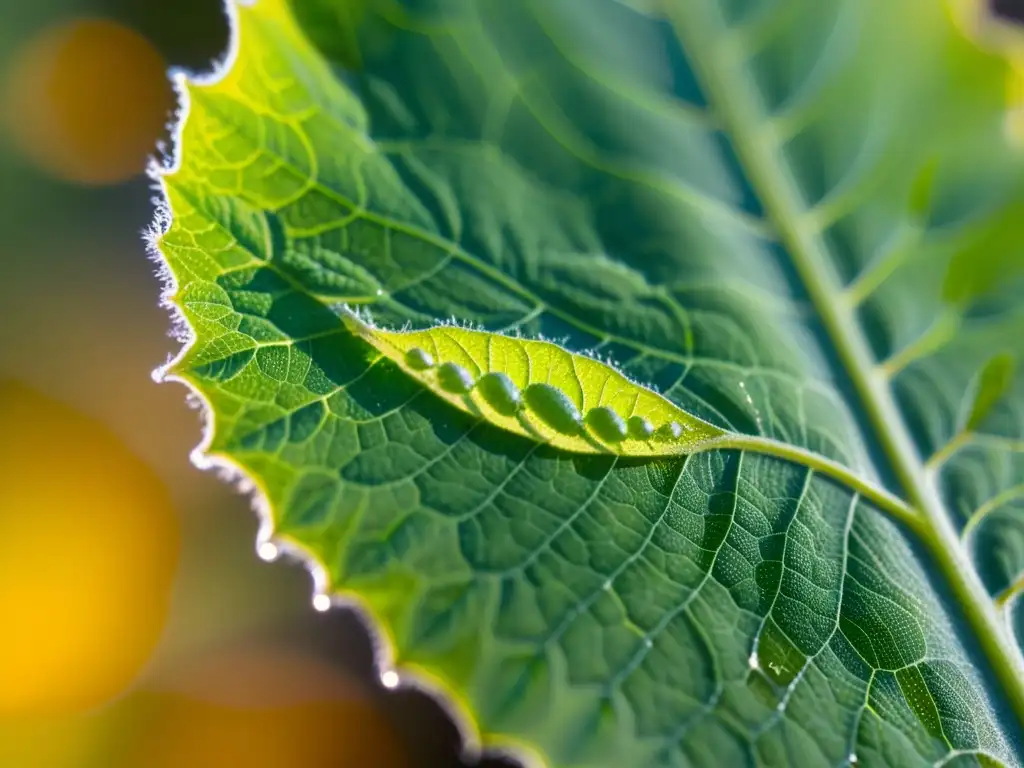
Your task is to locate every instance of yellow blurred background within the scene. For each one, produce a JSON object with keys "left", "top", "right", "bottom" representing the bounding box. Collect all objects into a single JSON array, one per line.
[{"left": 0, "top": 1, "right": 507, "bottom": 765}]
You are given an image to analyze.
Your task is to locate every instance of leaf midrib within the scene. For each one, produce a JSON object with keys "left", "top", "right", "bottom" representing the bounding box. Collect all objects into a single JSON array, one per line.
[{"left": 663, "top": 0, "right": 1024, "bottom": 724}]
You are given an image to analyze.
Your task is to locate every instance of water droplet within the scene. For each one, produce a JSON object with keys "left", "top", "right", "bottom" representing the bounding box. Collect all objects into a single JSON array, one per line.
[
  {"left": 257, "top": 541, "right": 279, "bottom": 562},
  {"left": 627, "top": 415, "right": 654, "bottom": 440},
  {"left": 603, "top": 579, "right": 614, "bottom": 591},
  {"left": 848, "top": 755, "right": 858, "bottom": 765},
  {"left": 748, "top": 651, "right": 759, "bottom": 669},
  {"left": 738, "top": 379, "right": 764, "bottom": 433},
  {"left": 381, "top": 670, "right": 399, "bottom": 689},
  {"left": 643, "top": 638, "right": 653, "bottom": 649},
  {"left": 404, "top": 347, "right": 434, "bottom": 370},
  {"left": 437, "top": 362, "right": 475, "bottom": 393},
  {"left": 375, "top": 288, "right": 384, "bottom": 296},
  {"left": 585, "top": 406, "right": 628, "bottom": 443},
  {"left": 312, "top": 594, "right": 331, "bottom": 612},
  {"left": 656, "top": 421, "right": 684, "bottom": 441},
  {"left": 523, "top": 383, "right": 583, "bottom": 435},
  {"left": 477, "top": 372, "right": 522, "bottom": 416}
]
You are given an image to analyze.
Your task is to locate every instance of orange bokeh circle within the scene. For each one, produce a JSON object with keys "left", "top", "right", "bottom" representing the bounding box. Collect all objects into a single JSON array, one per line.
[
  {"left": 0, "top": 382, "right": 180, "bottom": 716},
  {"left": 2, "top": 18, "right": 173, "bottom": 185}
]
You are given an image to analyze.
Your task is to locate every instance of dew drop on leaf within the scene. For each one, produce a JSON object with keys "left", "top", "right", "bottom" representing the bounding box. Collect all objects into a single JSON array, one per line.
[
  {"left": 477, "top": 372, "right": 522, "bottom": 416},
  {"left": 404, "top": 347, "right": 434, "bottom": 371},
  {"left": 437, "top": 362, "right": 474, "bottom": 393},
  {"left": 312, "top": 594, "right": 331, "bottom": 612},
  {"left": 627, "top": 415, "right": 655, "bottom": 439},
  {"left": 257, "top": 541, "right": 279, "bottom": 562},
  {"left": 586, "top": 406, "right": 628, "bottom": 443},
  {"left": 523, "top": 383, "right": 583, "bottom": 435},
  {"left": 656, "top": 421, "right": 684, "bottom": 441}
]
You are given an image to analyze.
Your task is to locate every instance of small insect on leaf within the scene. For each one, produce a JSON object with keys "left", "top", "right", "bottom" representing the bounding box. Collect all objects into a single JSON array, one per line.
[
  {"left": 437, "top": 361, "right": 475, "bottom": 394},
  {"left": 476, "top": 372, "right": 522, "bottom": 417},
  {"left": 628, "top": 415, "right": 655, "bottom": 439},
  {"left": 404, "top": 347, "right": 435, "bottom": 371},
  {"left": 586, "top": 405, "right": 629, "bottom": 443},
  {"left": 343, "top": 311, "right": 725, "bottom": 455},
  {"left": 524, "top": 383, "right": 585, "bottom": 436}
]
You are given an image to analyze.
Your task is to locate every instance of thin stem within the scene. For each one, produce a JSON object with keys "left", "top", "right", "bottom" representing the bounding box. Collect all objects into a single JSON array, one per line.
[
  {"left": 995, "top": 577, "right": 1024, "bottom": 611},
  {"left": 878, "top": 310, "right": 960, "bottom": 378},
  {"left": 962, "top": 484, "right": 1024, "bottom": 543},
  {"left": 842, "top": 223, "right": 920, "bottom": 308},
  {"left": 924, "top": 431, "right": 970, "bottom": 472},
  {"left": 698, "top": 434, "right": 923, "bottom": 535},
  {"left": 666, "top": 0, "right": 1024, "bottom": 726}
]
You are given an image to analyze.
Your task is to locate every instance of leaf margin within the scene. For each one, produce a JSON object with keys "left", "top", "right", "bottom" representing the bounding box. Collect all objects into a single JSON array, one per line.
[{"left": 145, "top": 2, "right": 558, "bottom": 765}]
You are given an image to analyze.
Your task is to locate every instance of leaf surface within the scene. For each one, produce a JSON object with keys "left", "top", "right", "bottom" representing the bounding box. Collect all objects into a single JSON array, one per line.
[{"left": 155, "top": 0, "right": 1024, "bottom": 764}]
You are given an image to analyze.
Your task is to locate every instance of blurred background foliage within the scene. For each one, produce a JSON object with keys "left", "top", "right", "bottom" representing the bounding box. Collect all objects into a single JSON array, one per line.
[{"left": 0, "top": 0, "right": 512, "bottom": 764}]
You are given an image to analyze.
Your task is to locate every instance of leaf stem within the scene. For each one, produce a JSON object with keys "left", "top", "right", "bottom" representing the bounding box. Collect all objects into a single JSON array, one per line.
[
  {"left": 961, "top": 483, "right": 1024, "bottom": 543},
  {"left": 698, "top": 434, "right": 924, "bottom": 534},
  {"left": 667, "top": 0, "right": 1024, "bottom": 727},
  {"left": 995, "top": 577, "right": 1024, "bottom": 611}
]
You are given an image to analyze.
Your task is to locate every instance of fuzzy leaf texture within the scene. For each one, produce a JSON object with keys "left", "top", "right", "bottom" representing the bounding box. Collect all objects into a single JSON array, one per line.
[{"left": 155, "top": 0, "right": 1024, "bottom": 765}]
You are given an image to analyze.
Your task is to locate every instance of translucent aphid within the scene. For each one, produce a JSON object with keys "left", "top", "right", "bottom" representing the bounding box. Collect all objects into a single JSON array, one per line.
[
  {"left": 524, "top": 383, "right": 584, "bottom": 435},
  {"left": 437, "top": 362, "right": 475, "bottom": 394},
  {"left": 477, "top": 372, "right": 522, "bottom": 416},
  {"left": 586, "top": 406, "right": 628, "bottom": 443},
  {"left": 628, "top": 415, "right": 655, "bottom": 439},
  {"left": 404, "top": 347, "right": 434, "bottom": 371},
  {"left": 656, "top": 421, "right": 684, "bottom": 441}
]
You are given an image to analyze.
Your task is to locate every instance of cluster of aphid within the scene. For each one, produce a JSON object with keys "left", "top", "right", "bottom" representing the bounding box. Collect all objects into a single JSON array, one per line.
[{"left": 404, "top": 347, "right": 688, "bottom": 444}]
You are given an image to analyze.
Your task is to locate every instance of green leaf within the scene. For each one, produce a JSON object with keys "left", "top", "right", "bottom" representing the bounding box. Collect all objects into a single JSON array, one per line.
[{"left": 153, "top": 0, "right": 1024, "bottom": 765}]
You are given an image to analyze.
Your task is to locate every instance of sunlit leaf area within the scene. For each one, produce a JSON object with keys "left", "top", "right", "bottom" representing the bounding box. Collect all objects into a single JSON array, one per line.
[{"left": 4, "top": 0, "right": 1024, "bottom": 767}]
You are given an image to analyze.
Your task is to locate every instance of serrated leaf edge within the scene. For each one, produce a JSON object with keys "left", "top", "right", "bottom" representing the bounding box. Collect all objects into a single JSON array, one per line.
[{"left": 144, "top": 2, "right": 549, "bottom": 766}]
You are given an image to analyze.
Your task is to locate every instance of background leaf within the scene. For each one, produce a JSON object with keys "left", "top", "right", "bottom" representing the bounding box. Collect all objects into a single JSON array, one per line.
[{"left": 156, "top": 0, "right": 1024, "bottom": 764}]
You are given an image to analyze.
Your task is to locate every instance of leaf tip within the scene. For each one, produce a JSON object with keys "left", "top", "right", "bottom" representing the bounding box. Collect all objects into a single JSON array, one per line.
[{"left": 966, "top": 351, "right": 1016, "bottom": 430}]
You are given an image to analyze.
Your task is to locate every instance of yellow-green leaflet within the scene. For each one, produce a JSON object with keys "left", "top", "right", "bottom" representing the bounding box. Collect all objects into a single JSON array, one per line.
[{"left": 344, "top": 312, "right": 725, "bottom": 455}]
